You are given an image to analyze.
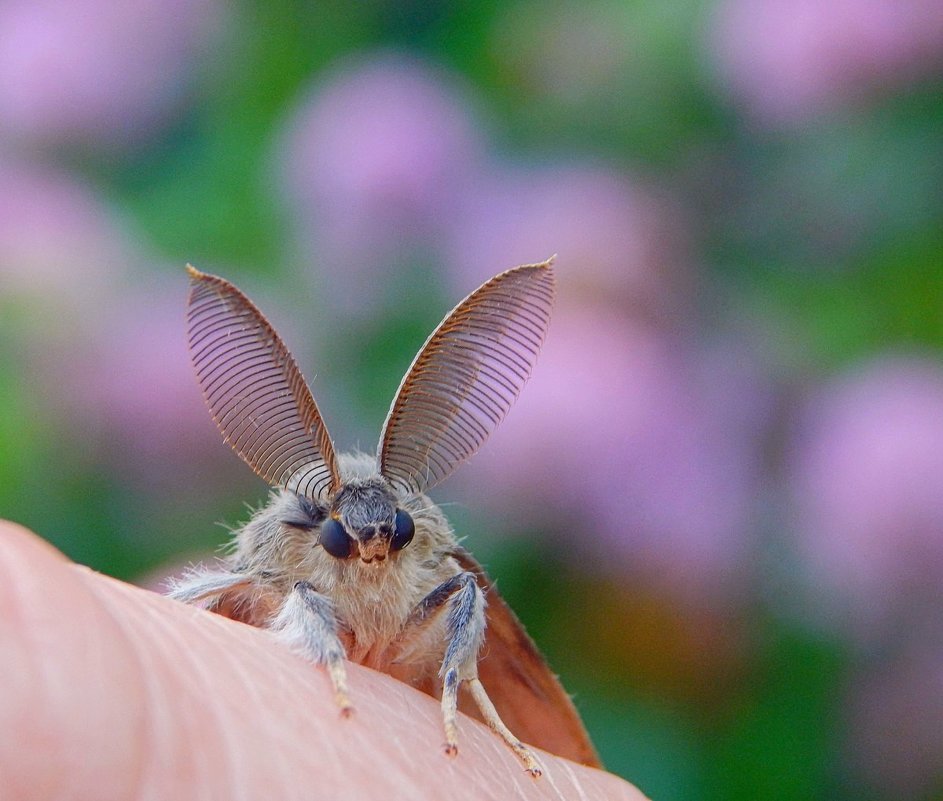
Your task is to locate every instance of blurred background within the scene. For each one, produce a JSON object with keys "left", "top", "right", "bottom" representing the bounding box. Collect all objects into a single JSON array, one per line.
[{"left": 1, "top": 0, "right": 942, "bottom": 798}]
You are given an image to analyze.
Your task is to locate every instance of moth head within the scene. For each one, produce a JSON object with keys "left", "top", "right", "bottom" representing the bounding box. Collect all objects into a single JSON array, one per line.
[
  {"left": 278, "top": 480, "right": 416, "bottom": 565},
  {"left": 319, "top": 478, "right": 415, "bottom": 565}
]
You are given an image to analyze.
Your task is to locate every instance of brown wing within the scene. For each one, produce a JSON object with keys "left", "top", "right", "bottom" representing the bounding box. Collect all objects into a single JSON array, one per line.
[
  {"left": 452, "top": 548, "right": 602, "bottom": 768},
  {"left": 187, "top": 265, "right": 340, "bottom": 500},
  {"left": 378, "top": 259, "right": 555, "bottom": 496}
]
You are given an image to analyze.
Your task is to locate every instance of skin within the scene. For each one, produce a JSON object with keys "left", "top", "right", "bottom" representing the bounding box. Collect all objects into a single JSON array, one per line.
[{"left": 0, "top": 520, "right": 647, "bottom": 801}]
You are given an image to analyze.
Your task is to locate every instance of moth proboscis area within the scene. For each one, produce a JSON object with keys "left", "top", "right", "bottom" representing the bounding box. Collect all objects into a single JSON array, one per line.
[{"left": 170, "top": 258, "right": 600, "bottom": 776}]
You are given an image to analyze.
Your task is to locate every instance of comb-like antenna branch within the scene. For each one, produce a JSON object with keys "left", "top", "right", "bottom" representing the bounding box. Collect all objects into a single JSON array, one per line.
[
  {"left": 378, "top": 258, "right": 556, "bottom": 496},
  {"left": 186, "top": 265, "right": 340, "bottom": 499}
]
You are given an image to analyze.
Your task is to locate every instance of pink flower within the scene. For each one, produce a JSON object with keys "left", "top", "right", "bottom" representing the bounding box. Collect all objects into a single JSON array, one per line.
[
  {"left": 707, "top": 0, "right": 943, "bottom": 125},
  {"left": 275, "top": 52, "right": 486, "bottom": 315},
  {"left": 444, "top": 164, "right": 691, "bottom": 322},
  {"left": 54, "top": 271, "right": 252, "bottom": 495},
  {"left": 0, "top": 0, "right": 225, "bottom": 152},
  {"left": 0, "top": 156, "right": 132, "bottom": 314},
  {"left": 788, "top": 356, "right": 943, "bottom": 639}
]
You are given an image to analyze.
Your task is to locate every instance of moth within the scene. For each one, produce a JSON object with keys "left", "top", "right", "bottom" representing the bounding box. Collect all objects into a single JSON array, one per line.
[{"left": 170, "top": 258, "right": 600, "bottom": 775}]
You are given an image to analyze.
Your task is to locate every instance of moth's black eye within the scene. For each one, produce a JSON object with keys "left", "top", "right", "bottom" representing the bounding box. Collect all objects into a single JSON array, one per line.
[
  {"left": 391, "top": 508, "right": 415, "bottom": 551},
  {"left": 320, "top": 518, "right": 352, "bottom": 559}
]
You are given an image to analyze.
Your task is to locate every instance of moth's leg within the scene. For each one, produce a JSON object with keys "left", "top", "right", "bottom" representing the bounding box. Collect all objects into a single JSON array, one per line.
[
  {"left": 466, "top": 677, "right": 542, "bottom": 777},
  {"left": 270, "top": 580, "right": 353, "bottom": 717},
  {"left": 403, "top": 573, "right": 542, "bottom": 776},
  {"left": 167, "top": 568, "right": 253, "bottom": 605}
]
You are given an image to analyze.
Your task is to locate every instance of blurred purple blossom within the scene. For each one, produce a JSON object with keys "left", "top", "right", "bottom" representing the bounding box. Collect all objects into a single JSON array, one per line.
[
  {"left": 0, "top": 155, "right": 132, "bottom": 311},
  {"left": 445, "top": 164, "right": 692, "bottom": 323},
  {"left": 0, "top": 0, "right": 225, "bottom": 153},
  {"left": 276, "top": 53, "right": 486, "bottom": 315},
  {"left": 454, "top": 304, "right": 768, "bottom": 598},
  {"left": 788, "top": 356, "right": 943, "bottom": 639},
  {"left": 707, "top": 0, "right": 943, "bottom": 125},
  {"left": 53, "top": 272, "right": 245, "bottom": 494}
]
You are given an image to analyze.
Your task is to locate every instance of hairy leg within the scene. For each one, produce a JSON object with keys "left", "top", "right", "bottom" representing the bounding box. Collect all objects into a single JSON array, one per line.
[
  {"left": 269, "top": 580, "right": 352, "bottom": 716},
  {"left": 167, "top": 568, "right": 254, "bottom": 605},
  {"left": 400, "top": 572, "right": 542, "bottom": 776}
]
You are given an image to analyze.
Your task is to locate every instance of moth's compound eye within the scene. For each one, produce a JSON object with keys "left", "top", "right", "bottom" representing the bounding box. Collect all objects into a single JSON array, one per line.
[
  {"left": 320, "top": 518, "right": 352, "bottom": 559},
  {"left": 391, "top": 508, "right": 415, "bottom": 551}
]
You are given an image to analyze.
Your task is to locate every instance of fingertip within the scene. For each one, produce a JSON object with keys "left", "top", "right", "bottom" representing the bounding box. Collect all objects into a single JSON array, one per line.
[
  {"left": 0, "top": 520, "right": 646, "bottom": 800},
  {"left": 0, "top": 521, "right": 145, "bottom": 801},
  {"left": 0, "top": 520, "right": 71, "bottom": 570}
]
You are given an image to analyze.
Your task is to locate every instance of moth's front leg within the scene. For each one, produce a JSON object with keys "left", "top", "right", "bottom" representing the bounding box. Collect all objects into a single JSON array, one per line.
[
  {"left": 403, "top": 573, "right": 542, "bottom": 777},
  {"left": 270, "top": 580, "right": 353, "bottom": 717}
]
